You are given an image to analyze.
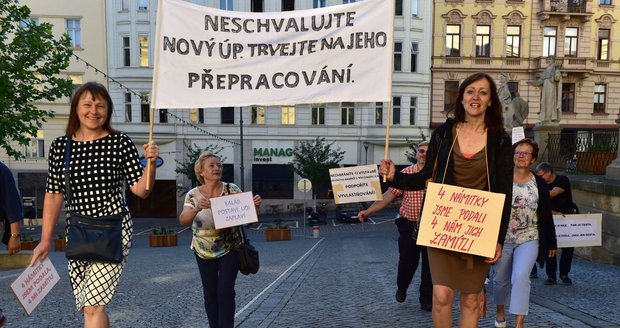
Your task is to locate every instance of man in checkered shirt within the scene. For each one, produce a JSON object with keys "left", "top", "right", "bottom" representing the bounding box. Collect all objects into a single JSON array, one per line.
[{"left": 358, "top": 141, "right": 432, "bottom": 312}]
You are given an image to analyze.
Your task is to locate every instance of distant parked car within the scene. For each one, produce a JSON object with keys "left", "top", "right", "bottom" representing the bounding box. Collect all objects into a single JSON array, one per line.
[{"left": 336, "top": 203, "right": 365, "bottom": 223}]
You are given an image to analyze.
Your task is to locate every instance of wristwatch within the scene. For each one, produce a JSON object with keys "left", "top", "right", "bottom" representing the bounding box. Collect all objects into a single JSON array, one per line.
[{"left": 10, "top": 232, "right": 20, "bottom": 239}]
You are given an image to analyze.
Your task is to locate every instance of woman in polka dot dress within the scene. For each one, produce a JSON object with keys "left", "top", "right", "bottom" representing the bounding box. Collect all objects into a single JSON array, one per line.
[{"left": 30, "top": 82, "right": 159, "bottom": 327}]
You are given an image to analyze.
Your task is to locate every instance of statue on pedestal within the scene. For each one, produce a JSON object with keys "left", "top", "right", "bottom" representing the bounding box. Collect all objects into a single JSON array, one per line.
[
  {"left": 528, "top": 57, "right": 562, "bottom": 124},
  {"left": 498, "top": 73, "right": 530, "bottom": 131}
]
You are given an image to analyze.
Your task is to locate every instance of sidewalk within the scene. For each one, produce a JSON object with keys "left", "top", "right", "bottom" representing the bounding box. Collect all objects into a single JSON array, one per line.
[{"left": 1, "top": 215, "right": 618, "bottom": 327}]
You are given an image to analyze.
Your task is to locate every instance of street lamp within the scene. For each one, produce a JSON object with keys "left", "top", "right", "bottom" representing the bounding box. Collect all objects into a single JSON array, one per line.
[{"left": 363, "top": 141, "right": 370, "bottom": 165}]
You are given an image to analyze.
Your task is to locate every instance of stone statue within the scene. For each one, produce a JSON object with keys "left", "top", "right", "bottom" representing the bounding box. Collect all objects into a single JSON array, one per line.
[
  {"left": 498, "top": 73, "right": 529, "bottom": 131},
  {"left": 528, "top": 57, "right": 562, "bottom": 124}
]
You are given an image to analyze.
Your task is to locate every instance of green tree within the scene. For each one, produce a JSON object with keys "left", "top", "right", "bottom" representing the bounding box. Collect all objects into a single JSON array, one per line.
[
  {"left": 175, "top": 142, "right": 224, "bottom": 192},
  {"left": 0, "top": 1, "right": 74, "bottom": 160},
  {"left": 404, "top": 133, "right": 428, "bottom": 164},
  {"left": 290, "top": 137, "right": 345, "bottom": 198}
]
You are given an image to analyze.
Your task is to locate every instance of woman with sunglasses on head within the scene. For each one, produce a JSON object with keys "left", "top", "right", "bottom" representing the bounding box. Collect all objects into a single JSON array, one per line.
[
  {"left": 380, "top": 72, "right": 514, "bottom": 327},
  {"left": 492, "top": 138, "right": 557, "bottom": 328}
]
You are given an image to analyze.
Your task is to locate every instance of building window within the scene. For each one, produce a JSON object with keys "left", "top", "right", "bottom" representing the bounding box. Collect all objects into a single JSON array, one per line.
[
  {"left": 282, "top": 0, "right": 294, "bottom": 11},
  {"left": 121, "top": 0, "right": 129, "bottom": 11},
  {"left": 598, "top": 29, "right": 610, "bottom": 60},
  {"left": 139, "top": 35, "right": 149, "bottom": 67},
  {"left": 375, "top": 102, "right": 383, "bottom": 125},
  {"left": 141, "top": 93, "right": 150, "bottom": 123},
  {"left": 409, "top": 97, "right": 417, "bottom": 125},
  {"left": 395, "top": 0, "right": 403, "bottom": 16},
  {"left": 411, "top": 43, "right": 418, "bottom": 72},
  {"left": 394, "top": 42, "right": 402, "bottom": 71},
  {"left": 220, "top": 0, "right": 233, "bottom": 10},
  {"left": 393, "top": 97, "right": 401, "bottom": 125},
  {"left": 124, "top": 92, "right": 132, "bottom": 122},
  {"left": 444, "top": 81, "right": 459, "bottom": 112},
  {"left": 506, "top": 26, "right": 521, "bottom": 57},
  {"left": 341, "top": 102, "right": 354, "bottom": 125},
  {"left": 159, "top": 109, "right": 168, "bottom": 123},
  {"left": 23, "top": 131, "right": 44, "bottom": 158},
  {"left": 138, "top": 0, "right": 148, "bottom": 10},
  {"left": 564, "top": 27, "right": 578, "bottom": 57},
  {"left": 562, "top": 83, "right": 575, "bottom": 113},
  {"left": 543, "top": 26, "right": 557, "bottom": 57},
  {"left": 252, "top": 0, "right": 263, "bottom": 12},
  {"left": 221, "top": 107, "right": 235, "bottom": 124},
  {"left": 411, "top": 0, "right": 419, "bottom": 16},
  {"left": 68, "top": 74, "right": 83, "bottom": 97},
  {"left": 313, "top": 0, "right": 326, "bottom": 8},
  {"left": 66, "top": 19, "right": 81, "bottom": 48},
  {"left": 19, "top": 17, "right": 39, "bottom": 28},
  {"left": 123, "top": 37, "right": 130, "bottom": 67},
  {"left": 600, "top": 0, "right": 612, "bottom": 5},
  {"left": 198, "top": 108, "right": 205, "bottom": 123},
  {"left": 594, "top": 84, "right": 606, "bottom": 113},
  {"left": 476, "top": 25, "right": 491, "bottom": 57},
  {"left": 251, "top": 106, "right": 265, "bottom": 124},
  {"left": 281, "top": 106, "right": 295, "bottom": 125},
  {"left": 343, "top": 0, "right": 356, "bottom": 3},
  {"left": 312, "top": 104, "right": 325, "bottom": 125},
  {"left": 446, "top": 25, "right": 461, "bottom": 56}
]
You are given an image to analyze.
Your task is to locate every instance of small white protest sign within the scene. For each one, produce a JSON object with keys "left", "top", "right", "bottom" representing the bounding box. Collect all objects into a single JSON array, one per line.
[
  {"left": 554, "top": 213, "right": 602, "bottom": 248},
  {"left": 512, "top": 127, "right": 525, "bottom": 144},
  {"left": 11, "top": 257, "right": 60, "bottom": 315},
  {"left": 329, "top": 165, "right": 382, "bottom": 204},
  {"left": 211, "top": 191, "right": 258, "bottom": 229}
]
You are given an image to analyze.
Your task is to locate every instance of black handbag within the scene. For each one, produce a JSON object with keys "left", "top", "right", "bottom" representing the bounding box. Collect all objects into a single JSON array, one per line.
[
  {"left": 64, "top": 139, "right": 124, "bottom": 263},
  {"left": 236, "top": 225, "right": 259, "bottom": 275}
]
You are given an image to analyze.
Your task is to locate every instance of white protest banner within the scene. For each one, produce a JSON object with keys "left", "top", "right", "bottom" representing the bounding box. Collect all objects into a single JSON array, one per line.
[
  {"left": 152, "top": 0, "right": 393, "bottom": 108},
  {"left": 418, "top": 182, "right": 506, "bottom": 258},
  {"left": 11, "top": 257, "right": 60, "bottom": 315},
  {"left": 554, "top": 213, "right": 602, "bottom": 248},
  {"left": 329, "top": 165, "right": 382, "bottom": 204},
  {"left": 512, "top": 127, "right": 525, "bottom": 144},
  {"left": 211, "top": 191, "right": 258, "bottom": 229}
]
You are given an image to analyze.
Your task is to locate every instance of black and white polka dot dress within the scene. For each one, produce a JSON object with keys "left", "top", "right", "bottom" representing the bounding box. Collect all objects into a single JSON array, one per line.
[{"left": 46, "top": 133, "right": 143, "bottom": 309}]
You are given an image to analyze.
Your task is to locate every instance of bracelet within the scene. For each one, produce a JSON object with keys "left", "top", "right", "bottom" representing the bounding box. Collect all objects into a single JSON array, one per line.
[{"left": 10, "top": 232, "right": 20, "bottom": 239}]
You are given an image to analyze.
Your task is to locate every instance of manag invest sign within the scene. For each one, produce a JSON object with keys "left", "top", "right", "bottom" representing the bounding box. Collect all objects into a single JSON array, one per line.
[{"left": 252, "top": 142, "right": 294, "bottom": 164}]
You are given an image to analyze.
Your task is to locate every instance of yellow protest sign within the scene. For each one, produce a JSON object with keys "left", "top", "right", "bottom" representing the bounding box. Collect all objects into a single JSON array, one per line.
[{"left": 418, "top": 182, "right": 506, "bottom": 258}]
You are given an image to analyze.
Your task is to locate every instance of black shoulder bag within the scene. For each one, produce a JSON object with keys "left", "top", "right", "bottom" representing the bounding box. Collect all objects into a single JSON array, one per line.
[
  {"left": 227, "top": 183, "right": 259, "bottom": 275},
  {"left": 64, "top": 139, "right": 124, "bottom": 263}
]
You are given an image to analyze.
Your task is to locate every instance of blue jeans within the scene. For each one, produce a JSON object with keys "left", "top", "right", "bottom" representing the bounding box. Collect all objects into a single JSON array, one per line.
[
  {"left": 195, "top": 250, "right": 239, "bottom": 328},
  {"left": 493, "top": 240, "right": 539, "bottom": 315}
]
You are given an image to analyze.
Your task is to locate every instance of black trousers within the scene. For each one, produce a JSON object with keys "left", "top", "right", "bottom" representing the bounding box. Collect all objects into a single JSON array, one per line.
[
  {"left": 195, "top": 250, "right": 239, "bottom": 328},
  {"left": 546, "top": 247, "right": 574, "bottom": 278},
  {"left": 395, "top": 217, "right": 433, "bottom": 305}
]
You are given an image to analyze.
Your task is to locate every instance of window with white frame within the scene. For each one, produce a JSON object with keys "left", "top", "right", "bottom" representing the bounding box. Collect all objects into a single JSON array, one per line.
[
  {"left": 66, "top": 19, "right": 81, "bottom": 48},
  {"left": 411, "top": 0, "right": 419, "bottom": 17},
  {"left": 313, "top": 0, "right": 327, "bottom": 8},
  {"left": 138, "top": 0, "right": 148, "bottom": 10},
  {"left": 598, "top": 29, "right": 610, "bottom": 60},
  {"left": 139, "top": 35, "right": 149, "bottom": 67},
  {"left": 23, "top": 131, "right": 44, "bottom": 158},
  {"left": 375, "top": 102, "right": 383, "bottom": 125},
  {"left": 543, "top": 27, "right": 557, "bottom": 57},
  {"left": 409, "top": 97, "right": 417, "bottom": 125},
  {"left": 343, "top": 0, "right": 356, "bottom": 3},
  {"left": 411, "top": 42, "right": 418, "bottom": 72},
  {"left": 124, "top": 92, "right": 132, "bottom": 122},
  {"left": 252, "top": 106, "right": 265, "bottom": 124},
  {"left": 123, "top": 36, "right": 130, "bottom": 66},
  {"left": 476, "top": 25, "right": 491, "bottom": 57},
  {"left": 393, "top": 97, "right": 401, "bottom": 125},
  {"left": 564, "top": 27, "right": 578, "bottom": 57},
  {"left": 281, "top": 106, "right": 295, "bottom": 125},
  {"left": 395, "top": 0, "right": 403, "bottom": 16},
  {"left": 68, "top": 74, "right": 83, "bottom": 97},
  {"left": 220, "top": 0, "right": 233, "bottom": 10},
  {"left": 506, "top": 26, "right": 521, "bottom": 57},
  {"left": 341, "top": 102, "right": 355, "bottom": 125},
  {"left": 121, "top": 0, "right": 129, "bottom": 11},
  {"left": 394, "top": 42, "right": 402, "bottom": 71},
  {"left": 446, "top": 25, "right": 461, "bottom": 56},
  {"left": 562, "top": 83, "right": 575, "bottom": 113},
  {"left": 19, "top": 17, "right": 39, "bottom": 28},
  {"left": 594, "top": 84, "right": 606, "bottom": 113},
  {"left": 312, "top": 104, "right": 325, "bottom": 125},
  {"left": 141, "top": 93, "right": 150, "bottom": 122}
]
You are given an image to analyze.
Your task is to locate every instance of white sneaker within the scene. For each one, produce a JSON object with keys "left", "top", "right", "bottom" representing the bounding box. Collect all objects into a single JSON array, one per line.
[{"left": 494, "top": 319, "right": 506, "bottom": 328}]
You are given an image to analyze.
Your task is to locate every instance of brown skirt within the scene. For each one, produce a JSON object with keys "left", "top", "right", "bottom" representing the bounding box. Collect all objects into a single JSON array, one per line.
[{"left": 428, "top": 247, "right": 489, "bottom": 294}]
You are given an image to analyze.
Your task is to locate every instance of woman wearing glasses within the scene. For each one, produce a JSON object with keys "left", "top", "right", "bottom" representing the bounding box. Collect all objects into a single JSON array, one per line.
[{"left": 493, "top": 138, "right": 557, "bottom": 328}]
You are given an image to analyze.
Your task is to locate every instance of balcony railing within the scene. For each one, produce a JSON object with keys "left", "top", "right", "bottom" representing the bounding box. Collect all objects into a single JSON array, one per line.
[{"left": 550, "top": 0, "right": 586, "bottom": 13}]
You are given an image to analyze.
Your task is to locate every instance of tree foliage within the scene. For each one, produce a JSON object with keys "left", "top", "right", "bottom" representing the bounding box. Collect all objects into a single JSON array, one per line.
[
  {"left": 404, "top": 133, "right": 428, "bottom": 164},
  {"left": 0, "top": 1, "right": 74, "bottom": 159},
  {"left": 290, "top": 137, "right": 345, "bottom": 198},
  {"left": 175, "top": 141, "right": 225, "bottom": 191}
]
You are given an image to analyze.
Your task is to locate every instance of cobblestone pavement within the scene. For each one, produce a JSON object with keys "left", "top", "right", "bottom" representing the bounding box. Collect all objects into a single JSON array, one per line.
[{"left": 1, "top": 214, "right": 619, "bottom": 327}]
